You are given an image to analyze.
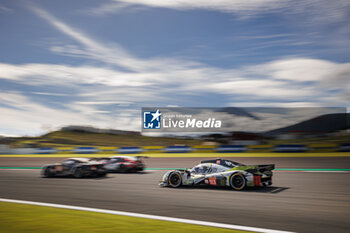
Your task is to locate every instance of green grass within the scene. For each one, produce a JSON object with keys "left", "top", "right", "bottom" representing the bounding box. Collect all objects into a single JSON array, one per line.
[
  {"left": 2, "top": 130, "right": 203, "bottom": 148},
  {"left": 0, "top": 202, "right": 248, "bottom": 233}
]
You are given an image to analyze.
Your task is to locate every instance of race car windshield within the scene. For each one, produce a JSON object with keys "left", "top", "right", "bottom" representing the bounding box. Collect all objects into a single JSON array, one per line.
[{"left": 191, "top": 165, "right": 209, "bottom": 174}]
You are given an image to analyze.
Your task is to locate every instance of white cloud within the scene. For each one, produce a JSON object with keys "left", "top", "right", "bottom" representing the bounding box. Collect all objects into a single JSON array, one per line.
[
  {"left": 75, "top": 101, "right": 132, "bottom": 105},
  {"left": 0, "top": 4, "right": 12, "bottom": 13},
  {"left": 110, "top": 0, "right": 287, "bottom": 12},
  {"left": 2, "top": 56, "right": 349, "bottom": 102},
  {"left": 0, "top": 5, "right": 349, "bottom": 136},
  {"left": 30, "top": 5, "right": 202, "bottom": 73},
  {"left": 88, "top": 0, "right": 288, "bottom": 17},
  {"left": 0, "top": 92, "right": 141, "bottom": 136},
  {"left": 1, "top": 55, "right": 349, "bottom": 136},
  {"left": 87, "top": 0, "right": 350, "bottom": 24},
  {"left": 31, "top": 92, "right": 69, "bottom": 96},
  {"left": 257, "top": 58, "right": 345, "bottom": 82}
]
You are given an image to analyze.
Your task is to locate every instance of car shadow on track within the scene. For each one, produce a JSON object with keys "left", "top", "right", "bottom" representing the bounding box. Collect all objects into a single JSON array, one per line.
[
  {"left": 244, "top": 186, "right": 290, "bottom": 194},
  {"left": 41, "top": 171, "right": 152, "bottom": 179},
  {"left": 108, "top": 171, "right": 150, "bottom": 175},
  {"left": 174, "top": 185, "right": 289, "bottom": 194}
]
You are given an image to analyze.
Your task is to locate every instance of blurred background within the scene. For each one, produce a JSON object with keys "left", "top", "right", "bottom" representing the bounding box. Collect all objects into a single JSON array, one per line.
[
  {"left": 0, "top": 0, "right": 349, "bottom": 154},
  {"left": 1, "top": 2, "right": 350, "bottom": 233}
]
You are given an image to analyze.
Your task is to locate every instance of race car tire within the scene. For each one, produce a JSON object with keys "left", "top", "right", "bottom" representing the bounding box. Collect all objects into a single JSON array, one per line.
[
  {"left": 73, "top": 167, "right": 84, "bottom": 178},
  {"left": 42, "top": 167, "right": 53, "bottom": 178},
  {"left": 168, "top": 172, "right": 182, "bottom": 188},
  {"left": 118, "top": 164, "right": 127, "bottom": 173},
  {"left": 229, "top": 173, "right": 246, "bottom": 190}
]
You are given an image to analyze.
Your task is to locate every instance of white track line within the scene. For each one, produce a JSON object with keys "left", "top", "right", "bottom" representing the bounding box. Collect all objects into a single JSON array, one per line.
[
  {"left": 0, "top": 198, "right": 295, "bottom": 233},
  {"left": 274, "top": 170, "right": 350, "bottom": 173}
]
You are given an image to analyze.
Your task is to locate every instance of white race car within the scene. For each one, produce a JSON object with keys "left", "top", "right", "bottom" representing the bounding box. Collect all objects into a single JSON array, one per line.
[
  {"left": 90, "top": 156, "right": 145, "bottom": 173},
  {"left": 160, "top": 159, "right": 274, "bottom": 190}
]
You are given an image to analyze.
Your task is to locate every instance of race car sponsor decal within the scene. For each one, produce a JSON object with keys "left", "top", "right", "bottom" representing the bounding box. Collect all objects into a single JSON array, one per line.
[
  {"left": 224, "top": 160, "right": 235, "bottom": 167},
  {"left": 208, "top": 177, "right": 217, "bottom": 185},
  {"left": 55, "top": 165, "right": 63, "bottom": 172},
  {"left": 253, "top": 175, "right": 261, "bottom": 186}
]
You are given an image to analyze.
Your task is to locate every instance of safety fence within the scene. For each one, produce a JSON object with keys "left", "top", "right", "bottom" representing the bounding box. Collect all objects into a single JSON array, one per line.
[{"left": 1, "top": 143, "right": 349, "bottom": 154}]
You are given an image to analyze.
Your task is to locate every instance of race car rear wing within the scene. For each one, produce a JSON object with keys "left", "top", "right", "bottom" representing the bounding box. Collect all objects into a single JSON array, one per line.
[
  {"left": 245, "top": 164, "right": 275, "bottom": 174},
  {"left": 201, "top": 159, "right": 244, "bottom": 167},
  {"left": 256, "top": 164, "right": 275, "bottom": 172}
]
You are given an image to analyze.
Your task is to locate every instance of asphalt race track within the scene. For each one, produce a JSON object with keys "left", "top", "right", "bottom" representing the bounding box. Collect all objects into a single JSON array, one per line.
[{"left": 1, "top": 157, "right": 350, "bottom": 233}]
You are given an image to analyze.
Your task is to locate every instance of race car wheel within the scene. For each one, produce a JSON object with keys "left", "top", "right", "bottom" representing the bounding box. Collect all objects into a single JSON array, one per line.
[
  {"left": 73, "top": 167, "right": 84, "bottom": 178},
  {"left": 43, "top": 167, "right": 53, "bottom": 178},
  {"left": 230, "top": 173, "right": 246, "bottom": 190},
  {"left": 168, "top": 172, "right": 182, "bottom": 188},
  {"left": 118, "top": 164, "right": 127, "bottom": 173}
]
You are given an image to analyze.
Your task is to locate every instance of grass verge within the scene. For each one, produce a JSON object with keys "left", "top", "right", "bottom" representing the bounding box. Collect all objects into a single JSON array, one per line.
[{"left": 0, "top": 202, "right": 249, "bottom": 233}]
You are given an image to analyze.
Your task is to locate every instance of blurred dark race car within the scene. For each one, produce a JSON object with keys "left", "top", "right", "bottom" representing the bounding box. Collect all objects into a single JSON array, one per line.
[
  {"left": 160, "top": 159, "right": 274, "bottom": 190},
  {"left": 42, "top": 158, "right": 107, "bottom": 178},
  {"left": 90, "top": 156, "right": 146, "bottom": 173}
]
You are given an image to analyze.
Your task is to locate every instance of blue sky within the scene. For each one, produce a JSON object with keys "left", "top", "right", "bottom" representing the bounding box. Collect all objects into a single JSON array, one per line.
[{"left": 0, "top": 0, "right": 349, "bottom": 136}]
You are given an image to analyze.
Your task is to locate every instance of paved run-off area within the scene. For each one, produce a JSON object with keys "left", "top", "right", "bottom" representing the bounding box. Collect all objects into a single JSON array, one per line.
[{"left": 0, "top": 156, "right": 350, "bottom": 233}]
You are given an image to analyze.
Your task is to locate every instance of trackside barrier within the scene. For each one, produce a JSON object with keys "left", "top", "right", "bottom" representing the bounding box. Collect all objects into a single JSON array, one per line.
[
  {"left": 118, "top": 147, "right": 143, "bottom": 154},
  {"left": 74, "top": 147, "right": 98, "bottom": 154},
  {"left": 190, "top": 145, "right": 216, "bottom": 153},
  {"left": 165, "top": 146, "right": 192, "bottom": 153},
  {"left": 142, "top": 146, "right": 165, "bottom": 153},
  {"left": 339, "top": 143, "right": 350, "bottom": 152},
  {"left": 97, "top": 147, "right": 118, "bottom": 154},
  {"left": 246, "top": 145, "right": 273, "bottom": 152},
  {"left": 56, "top": 147, "right": 75, "bottom": 154},
  {"left": 37, "top": 148, "right": 57, "bottom": 154},
  {"left": 12, "top": 148, "right": 38, "bottom": 154},
  {"left": 1, "top": 144, "right": 349, "bottom": 154},
  {"left": 308, "top": 143, "right": 338, "bottom": 152},
  {"left": 274, "top": 145, "right": 308, "bottom": 152},
  {"left": 216, "top": 145, "right": 247, "bottom": 153}
]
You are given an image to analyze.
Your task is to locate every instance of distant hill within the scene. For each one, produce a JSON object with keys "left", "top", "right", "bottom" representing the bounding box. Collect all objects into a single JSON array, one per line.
[
  {"left": 215, "top": 107, "right": 259, "bottom": 120},
  {"left": 0, "top": 126, "right": 203, "bottom": 148},
  {"left": 61, "top": 125, "right": 140, "bottom": 135},
  {"left": 264, "top": 113, "right": 350, "bottom": 137}
]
